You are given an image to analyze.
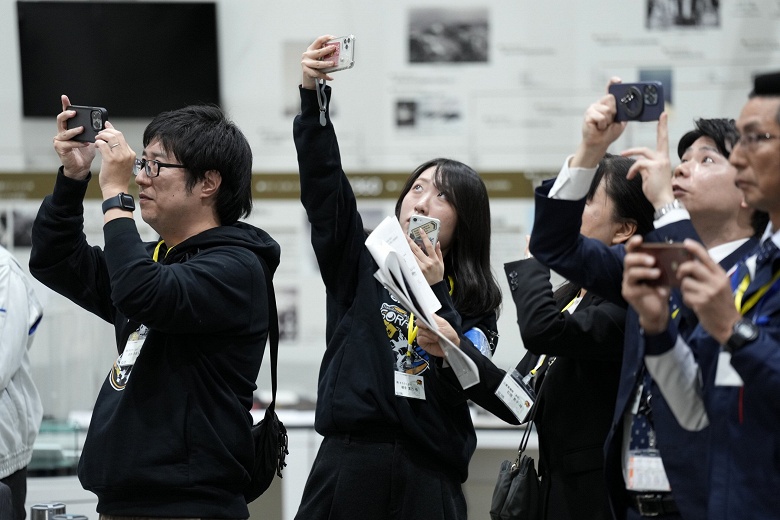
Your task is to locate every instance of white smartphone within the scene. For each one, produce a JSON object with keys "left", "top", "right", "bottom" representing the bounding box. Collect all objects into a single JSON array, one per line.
[
  {"left": 409, "top": 215, "right": 440, "bottom": 250},
  {"left": 320, "top": 35, "right": 356, "bottom": 73}
]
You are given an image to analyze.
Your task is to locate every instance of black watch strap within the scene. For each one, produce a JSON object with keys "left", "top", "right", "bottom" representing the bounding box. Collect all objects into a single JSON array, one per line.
[
  {"left": 102, "top": 193, "right": 135, "bottom": 214},
  {"left": 724, "top": 318, "right": 759, "bottom": 354}
]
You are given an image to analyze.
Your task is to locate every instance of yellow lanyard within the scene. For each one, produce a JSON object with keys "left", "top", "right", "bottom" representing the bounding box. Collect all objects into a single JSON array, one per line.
[
  {"left": 151, "top": 240, "right": 174, "bottom": 263},
  {"left": 529, "top": 293, "right": 580, "bottom": 376},
  {"left": 561, "top": 293, "right": 579, "bottom": 313},
  {"left": 406, "top": 275, "right": 455, "bottom": 347},
  {"left": 530, "top": 355, "right": 547, "bottom": 376},
  {"left": 733, "top": 271, "right": 780, "bottom": 315},
  {"left": 408, "top": 314, "right": 418, "bottom": 346}
]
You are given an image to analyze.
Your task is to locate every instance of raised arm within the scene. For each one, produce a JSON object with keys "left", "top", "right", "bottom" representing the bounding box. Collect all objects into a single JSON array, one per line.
[{"left": 293, "top": 36, "right": 365, "bottom": 301}]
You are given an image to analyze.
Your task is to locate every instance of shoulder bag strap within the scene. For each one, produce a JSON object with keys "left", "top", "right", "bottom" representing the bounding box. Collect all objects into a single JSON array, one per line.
[
  {"left": 516, "top": 356, "right": 556, "bottom": 457},
  {"left": 258, "top": 258, "right": 279, "bottom": 413}
]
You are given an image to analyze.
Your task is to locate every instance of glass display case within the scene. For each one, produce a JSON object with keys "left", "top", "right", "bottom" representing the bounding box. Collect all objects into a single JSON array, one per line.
[{"left": 28, "top": 419, "right": 84, "bottom": 476}]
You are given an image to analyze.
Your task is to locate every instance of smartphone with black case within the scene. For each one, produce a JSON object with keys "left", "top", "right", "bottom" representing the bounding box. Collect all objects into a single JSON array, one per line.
[
  {"left": 66, "top": 105, "right": 108, "bottom": 143},
  {"left": 609, "top": 82, "right": 664, "bottom": 122},
  {"left": 320, "top": 35, "right": 356, "bottom": 73}
]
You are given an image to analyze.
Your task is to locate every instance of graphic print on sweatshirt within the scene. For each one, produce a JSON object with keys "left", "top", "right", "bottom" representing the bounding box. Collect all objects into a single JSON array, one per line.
[
  {"left": 380, "top": 291, "right": 430, "bottom": 375},
  {"left": 109, "top": 324, "right": 149, "bottom": 391}
]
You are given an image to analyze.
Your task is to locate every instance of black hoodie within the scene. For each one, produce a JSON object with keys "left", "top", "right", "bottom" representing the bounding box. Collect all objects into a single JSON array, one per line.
[
  {"left": 30, "top": 169, "right": 280, "bottom": 518},
  {"left": 294, "top": 86, "right": 496, "bottom": 482}
]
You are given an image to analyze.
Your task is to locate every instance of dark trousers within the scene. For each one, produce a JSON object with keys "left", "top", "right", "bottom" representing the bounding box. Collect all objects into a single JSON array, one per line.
[
  {"left": 626, "top": 506, "right": 683, "bottom": 520},
  {"left": 0, "top": 467, "right": 27, "bottom": 520},
  {"left": 294, "top": 434, "right": 466, "bottom": 520},
  {"left": 541, "top": 468, "right": 612, "bottom": 520}
]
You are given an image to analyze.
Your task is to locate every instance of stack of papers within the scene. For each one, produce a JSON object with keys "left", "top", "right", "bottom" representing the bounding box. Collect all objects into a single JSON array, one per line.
[{"left": 365, "top": 216, "right": 481, "bottom": 389}]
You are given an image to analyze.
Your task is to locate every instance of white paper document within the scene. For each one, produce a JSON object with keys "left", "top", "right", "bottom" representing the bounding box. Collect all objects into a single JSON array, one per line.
[{"left": 365, "top": 216, "right": 481, "bottom": 389}]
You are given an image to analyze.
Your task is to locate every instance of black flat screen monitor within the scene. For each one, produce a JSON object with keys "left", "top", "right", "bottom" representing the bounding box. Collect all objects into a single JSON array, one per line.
[{"left": 17, "top": 1, "right": 220, "bottom": 118}]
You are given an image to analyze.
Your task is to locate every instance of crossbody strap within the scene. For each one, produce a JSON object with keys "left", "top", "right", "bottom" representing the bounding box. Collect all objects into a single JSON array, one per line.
[
  {"left": 516, "top": 357, "right": 555, "bottom": 457},
  {"left": 258, "top": 257, "right": 279, "bottom": 413}
]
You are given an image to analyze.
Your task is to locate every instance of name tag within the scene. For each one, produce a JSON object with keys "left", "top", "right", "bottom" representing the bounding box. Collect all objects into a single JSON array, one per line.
[
  {"left": 395, "top": 371, "right": 426, "bottom": 400},
  {"left": 627, "top": 451, "right": 671, "bottom": 492},
  {"left": 495, "top": 371, "right": 535, "bottom": 423},
  {"left": 119, "top": 338, "right": 145, "bottom": 366}
]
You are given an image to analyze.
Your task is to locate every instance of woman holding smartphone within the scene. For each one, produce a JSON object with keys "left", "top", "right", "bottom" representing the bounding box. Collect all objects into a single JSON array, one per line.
[
  {"left": 292, "top": 35, "right": 501, "bottom": 520},
  {"left": 419, "top": 154, "right": 654, "bottom": 520}
]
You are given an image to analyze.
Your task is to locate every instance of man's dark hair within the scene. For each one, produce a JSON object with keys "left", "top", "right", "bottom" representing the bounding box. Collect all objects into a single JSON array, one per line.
[
  {"left": 749, "top": 70, "right": 780, "bottom": 127},
  {"left": 143, "top": 105, "right": 253, "bottom": 225},
  {"left": 677, "top": 118, "right": 740, "bottom": 160}
]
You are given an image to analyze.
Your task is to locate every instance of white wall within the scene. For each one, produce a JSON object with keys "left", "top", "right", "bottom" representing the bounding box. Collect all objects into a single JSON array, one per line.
[
  {"left": 1, "top": 0, "right": 779, "bottom": 418},
  {"left": 4, "top": 0, "right": 777, "bottom": 174}
]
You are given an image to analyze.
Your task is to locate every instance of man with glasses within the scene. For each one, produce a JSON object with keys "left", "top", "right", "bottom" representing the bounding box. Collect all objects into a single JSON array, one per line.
[
  {"left": 622, "top": 70, "right": 780, "bottom": 519},
  {"left": 29, "top": 95, "right": 280, "bottom": 519}
]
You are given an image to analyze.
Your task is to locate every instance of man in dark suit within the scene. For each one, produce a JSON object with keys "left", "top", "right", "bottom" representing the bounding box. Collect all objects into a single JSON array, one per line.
[
  {"left": 622, "top": 70, "right": 780, "bottom": 520},
  {"left": 529, "top": 80, "right": 763, "bottom": 519}
]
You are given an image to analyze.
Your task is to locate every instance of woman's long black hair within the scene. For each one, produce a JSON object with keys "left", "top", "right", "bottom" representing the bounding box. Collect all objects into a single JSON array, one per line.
[{"left": 394, "top": 158, "right": 502, "bottom": 318}]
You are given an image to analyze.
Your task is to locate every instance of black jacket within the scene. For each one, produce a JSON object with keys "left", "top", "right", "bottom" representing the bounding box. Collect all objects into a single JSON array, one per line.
[
  {"left": 509, "top": 258, "right": 623, "bottom": 520},
  {"left": 293, "top": 86, "right": 496, "bottom": 482},
  {"left": 29, "top": 169, "right": 280, "bottom": 518},
  {"left": 453, "top": 257, "right": 623, "bottom": 519}
]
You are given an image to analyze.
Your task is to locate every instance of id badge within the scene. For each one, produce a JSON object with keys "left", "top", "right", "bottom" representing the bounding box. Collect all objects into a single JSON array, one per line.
[
  {"left": 119, "top": 337, "right": 144, "bottom": 365},
  {"left": 715, "top": 351, "right": 744, "bottom": 386},
  {"left": 395, "top": 371, "right": 426, "bottom": 400},
  {"left": 627, "top": 450, "right": 671, "bottom": 491},
  {"left": 495, "top": 369, "right": 536, "bottom": 423}
]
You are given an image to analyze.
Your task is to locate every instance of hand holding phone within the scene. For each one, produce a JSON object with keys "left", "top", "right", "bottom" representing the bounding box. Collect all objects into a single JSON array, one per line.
[
  {"left": 609, "top": 82, "right": 664, "bottom": 122},
  {"left": 319, "top": 35, "right": 356, "bottom": 73},
  {"left": 409, "top": 215, "right": 440, "bottom": 253},
  {"left": 66, "top": 105, "right": 108, "bottom": 143},
  {"left": 637, "top": 242, "right": 692, "bottom": 287}
]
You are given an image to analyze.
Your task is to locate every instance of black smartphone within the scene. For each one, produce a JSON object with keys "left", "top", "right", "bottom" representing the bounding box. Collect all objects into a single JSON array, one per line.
[
  {"left": 66, "top": 105, "right": 108, "bottom": 143},
  {"left": 637, "top": 243, "right": 692, "bottom": 287},
  {"left": 609, "top": 82, "right": 664, "bottom": 122}
]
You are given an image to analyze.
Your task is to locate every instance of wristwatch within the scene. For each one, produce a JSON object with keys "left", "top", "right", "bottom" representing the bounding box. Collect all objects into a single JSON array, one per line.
[
  {"left": 653, "top": 199, "right": 685, "bottom": 220},
  {"left": 101, "top": 193, "right": 135, "bottom": 214},
  {"left": 724, "top": 318, "right": 759, "bottom": 354}
]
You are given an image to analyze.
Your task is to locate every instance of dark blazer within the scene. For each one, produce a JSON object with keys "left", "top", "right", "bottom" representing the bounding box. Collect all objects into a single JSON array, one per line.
[
  {"left": 683, "top": 242, "right": 780, "bottom": 519},
  {"left": 506, "top": 258, "right": 625, "bottom": 520},
  {"left": 528, "top": 180, "right": 758, "bottom": 520},
  {"left": 444, "top": 256, "right": 625, "bottom": 519}
]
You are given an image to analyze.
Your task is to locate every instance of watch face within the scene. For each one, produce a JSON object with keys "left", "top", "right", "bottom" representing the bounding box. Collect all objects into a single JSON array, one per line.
[
  {"left": 727, "top": 319, "right": 759, "bottom": 353},
  {"left": 735, "top": 321, "right": 758, "bottom": 340},
  {"left": 119, "top": 193, "right": 135, "bottom": 210}
]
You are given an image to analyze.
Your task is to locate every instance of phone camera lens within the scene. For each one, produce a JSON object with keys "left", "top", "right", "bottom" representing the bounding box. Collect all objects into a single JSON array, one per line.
[
  {"left": 644, "top": 84, "right": 658, "bottom": 105},
  {"left": 90, "top": 111, "right": 102, "bottom": 130},
  {"left": 622, "top": 86, "right": 644, "bottom": 118}
]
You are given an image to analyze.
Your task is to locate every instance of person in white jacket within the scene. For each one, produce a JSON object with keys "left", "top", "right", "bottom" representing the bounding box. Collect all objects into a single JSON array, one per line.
[{"left": 0, "top": 245, "right": 43, "bottom": 520}]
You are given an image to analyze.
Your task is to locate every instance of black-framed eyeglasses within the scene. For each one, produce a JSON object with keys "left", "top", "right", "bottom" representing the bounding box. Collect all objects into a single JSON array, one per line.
[
  {"left": 134, "top": 158, "right": 187, "bottom": 178},
  {"left": 736, "top": 132, "right": 780, "bottom": 149}
]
